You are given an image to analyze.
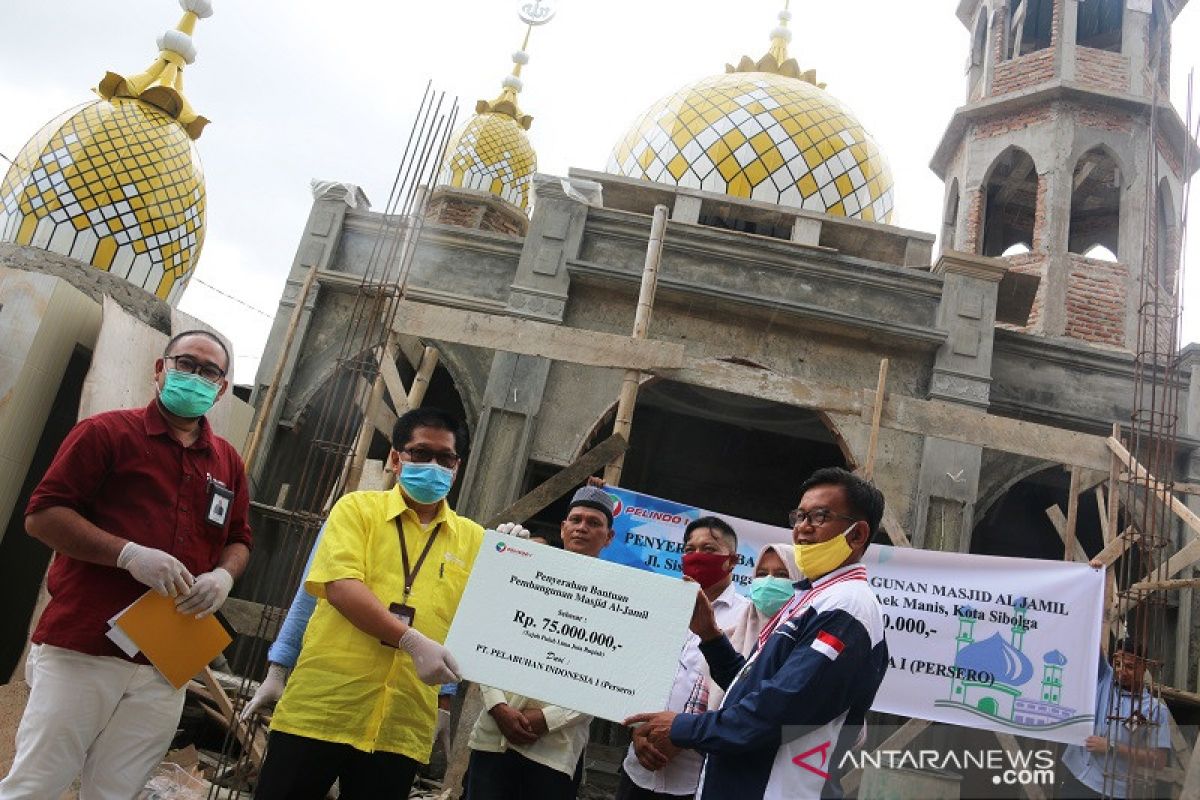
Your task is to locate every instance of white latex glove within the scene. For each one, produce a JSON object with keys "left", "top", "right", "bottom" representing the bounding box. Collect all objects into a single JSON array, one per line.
[
  {"left": 495, "top": 522, "right": 530, "bottom": 538},
  {"left": 117, "top": 542, "right": 194, "bottom": 597},
  {"left": 398, "top": 628, "right": 461, "bottom": 684},
  {"left": 435, "top": 708, "right": 452, "bottom": 755},
  {"left": 240, "top": 663, "right": 289, "bottom": 721},
  {"left": 176, "top": 567, "right": 234, "bottom": 617}
]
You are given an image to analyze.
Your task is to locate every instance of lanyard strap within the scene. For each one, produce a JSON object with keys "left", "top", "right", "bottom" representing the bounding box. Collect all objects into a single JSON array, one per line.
[{"left": 397, "top": 519, "right": 442, "bottom": 601}]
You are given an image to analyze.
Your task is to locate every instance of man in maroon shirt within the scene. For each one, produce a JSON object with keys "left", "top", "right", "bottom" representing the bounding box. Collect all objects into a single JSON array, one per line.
[{"left": 0, "top": 330, "right": 252, "bottom": 800}]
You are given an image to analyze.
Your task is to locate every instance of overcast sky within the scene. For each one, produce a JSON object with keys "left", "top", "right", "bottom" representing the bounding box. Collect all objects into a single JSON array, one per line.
[{"left": 2, "top": 1, "right": 1198, "bottom": 382}]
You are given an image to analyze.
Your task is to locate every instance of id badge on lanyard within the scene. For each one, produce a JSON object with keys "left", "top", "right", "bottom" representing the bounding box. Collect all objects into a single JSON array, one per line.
[
  {"left": 381, "top": 520, "right": 441, "bottom": 646},
  {"left": 206, "top": 474, "right": 233, "bottom": 526}
]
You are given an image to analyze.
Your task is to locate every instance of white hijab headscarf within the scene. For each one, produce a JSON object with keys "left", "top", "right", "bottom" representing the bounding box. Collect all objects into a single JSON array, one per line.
[{"left": 727, "top": 542, "right": 801, "bottom": 655}]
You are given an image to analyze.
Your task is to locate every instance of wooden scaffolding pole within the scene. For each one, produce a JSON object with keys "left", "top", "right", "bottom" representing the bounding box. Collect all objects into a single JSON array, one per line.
[
  {"left": 862, "top": 359, "right": 889, "bottom": 480},
  {"left": 1064, "top": 466, "right": 1082, "bottom": 561},
  {"left": 345, "top": 343, "right": 440, "bottom": 492},
  {"left": 603, "top": 204, "right": 669, "bottom": 486},
  {"left": 243, "top": 263, "right": 319, "bottom": 470}
]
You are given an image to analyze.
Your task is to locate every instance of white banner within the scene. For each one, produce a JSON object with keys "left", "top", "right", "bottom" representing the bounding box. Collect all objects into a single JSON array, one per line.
[
  {"left": 862, "top": 545, "right": 1104, "bottom": 745},
  {"left": 596, "top": 488, "right": 1106, "bottom": 745}
]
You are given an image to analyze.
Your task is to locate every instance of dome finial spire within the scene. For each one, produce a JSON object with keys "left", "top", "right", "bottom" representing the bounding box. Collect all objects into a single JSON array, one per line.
[
  {"left": 476, "top": 1, "right": 556, "bottom": 131},
  {"left": 768, "top": 0, "right": 792, "bottom": 65},
  {"left": 727, "top": 0, "right": 824, "bottom": 88},
  {"left": 97, "top": 0, "right": 213, "bottom": 139}
]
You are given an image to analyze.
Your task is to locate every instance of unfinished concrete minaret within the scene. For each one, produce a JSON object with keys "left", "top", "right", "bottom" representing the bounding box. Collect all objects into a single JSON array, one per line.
[{"left": 932, "top": 0, "right": 1194, "bottom": 349}]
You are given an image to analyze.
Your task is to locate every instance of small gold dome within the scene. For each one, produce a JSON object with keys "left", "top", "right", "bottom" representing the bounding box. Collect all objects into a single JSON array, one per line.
[
  {"left": 0, "top": 98, "right": 206, "bottom": 303},
  {"left": 439, "top": 109, "right": 537, "bottom": 212},
  {"left": 0, "top": 0, "right": 212, "bottom": 304}
]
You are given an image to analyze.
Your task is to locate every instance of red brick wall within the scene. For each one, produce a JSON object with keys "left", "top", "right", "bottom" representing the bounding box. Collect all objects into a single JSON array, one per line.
[
  {"left": 424, "top": 197, "right": 527, "bottom": 236},
  {"left": 992, "top": 49, "right": 1056, "bottom": 95},
  {"left": 1066, "top": 102, "right": 1133, "bottom": 134},
  {"left": 963, "top": 189, "right": 984, "bottom": 253},
  {"left": 1076, "top": 47, "right": 1129, "bottom": 94},
  {"left": 973, "top": 106, "right": 1054, "bottom": 139},
  {"left": 1031, "top": 175, "right": 1048, "bottom": 250},
  {"left": 480, "top": 209, "right": 527, "bottom": 236},
  {"left": 1065, "top": 253, "right": 1127, "bottom": 347}
]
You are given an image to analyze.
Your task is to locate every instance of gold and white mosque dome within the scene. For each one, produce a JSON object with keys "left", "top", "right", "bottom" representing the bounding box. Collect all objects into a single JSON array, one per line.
[
  {"left": 438, "top": 86, "right": 537, "bottom": 213},
  {"left": 0, "top": 0, "right": 212, "bottom": 305},
  {"left": 436, "top": 4, "right": 555, "bottom": 214},
  {"left": 607, "top": 8, "right": 895, "bottom": 224}
]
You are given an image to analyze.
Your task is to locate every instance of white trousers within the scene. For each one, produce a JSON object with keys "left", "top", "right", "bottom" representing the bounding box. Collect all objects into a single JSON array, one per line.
[{"left": 0, "top": 644, "right": 185, "bottom": 800}]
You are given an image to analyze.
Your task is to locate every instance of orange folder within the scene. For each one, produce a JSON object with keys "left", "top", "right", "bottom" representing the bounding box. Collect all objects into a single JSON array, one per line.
[{"left": 114, "top": 591, "right": 233, "bottom": 689}]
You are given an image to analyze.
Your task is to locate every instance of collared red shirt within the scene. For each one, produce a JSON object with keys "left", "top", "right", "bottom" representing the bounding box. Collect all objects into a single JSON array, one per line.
[
  {"left": 1062, "top": 657, "right": 1171, "bottom": 798},
  {"left": 27, "top": 400, "right": 252, "bottom": 661},
  {"left": 622, "top": 582, "right": 750, "bottom": 795},
  {"left": 270, "top": 486, "right": 484, "bottom": 762}
]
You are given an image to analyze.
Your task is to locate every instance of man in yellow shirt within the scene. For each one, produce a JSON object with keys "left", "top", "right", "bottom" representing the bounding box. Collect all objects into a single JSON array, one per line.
[{"left": 255, "top": 408, "right": 481, "bottom": 800}]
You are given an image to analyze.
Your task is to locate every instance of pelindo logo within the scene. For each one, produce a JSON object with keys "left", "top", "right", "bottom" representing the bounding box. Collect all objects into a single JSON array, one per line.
[
  {"left": 495, "top": 541, "right": 533, "bottom": 558},
  {"left": 609, "top": 495, "right": 623, "bottom": 517}
]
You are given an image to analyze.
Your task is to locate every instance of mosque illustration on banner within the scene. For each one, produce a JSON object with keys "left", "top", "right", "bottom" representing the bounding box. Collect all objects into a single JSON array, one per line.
[{"left": 933, "top": 598, "right": 1091, "bottom": 732}]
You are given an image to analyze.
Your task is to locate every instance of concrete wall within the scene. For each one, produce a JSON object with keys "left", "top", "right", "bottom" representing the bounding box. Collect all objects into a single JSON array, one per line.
[{"left": 0, "top": 270, "right": 101, "bottom": 546}]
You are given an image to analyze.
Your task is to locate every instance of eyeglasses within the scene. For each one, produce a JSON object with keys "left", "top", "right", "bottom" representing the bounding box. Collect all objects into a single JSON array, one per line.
[
  {"left": 402, "top": 446, "right": 460, "bottom": 469},
  {"left": 788, "top": 507, "right": 860, "bottom": 527},
  {"left": 164, "top": 354, "right": 225, "bottom": 383}
]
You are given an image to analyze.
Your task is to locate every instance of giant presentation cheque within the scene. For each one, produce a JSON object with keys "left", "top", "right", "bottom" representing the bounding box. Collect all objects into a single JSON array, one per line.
[{"left": 444, "top": 531, "right": 698, "bottom": 722}]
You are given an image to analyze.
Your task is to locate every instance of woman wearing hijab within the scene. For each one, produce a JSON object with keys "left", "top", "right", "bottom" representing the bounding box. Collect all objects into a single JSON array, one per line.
[{"left": 727, "top": 542, "right": 801, "bottom": 656}]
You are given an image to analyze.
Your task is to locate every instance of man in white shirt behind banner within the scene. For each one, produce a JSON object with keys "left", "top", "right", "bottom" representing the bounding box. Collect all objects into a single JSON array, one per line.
[
  {"left": 464, "top": 486, "right": 617, "bottom": 799},
  {"left": 617, "top": 516, "right": 751, "bottom": 800}
]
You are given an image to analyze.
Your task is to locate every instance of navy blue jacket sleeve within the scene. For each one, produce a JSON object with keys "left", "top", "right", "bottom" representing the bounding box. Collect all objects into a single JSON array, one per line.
[
  {"left": 698, "top": 634, "right": 746, "bottom": 690},
  {"left": 670, "top": 608, "right": 872, "bottom": 754}
]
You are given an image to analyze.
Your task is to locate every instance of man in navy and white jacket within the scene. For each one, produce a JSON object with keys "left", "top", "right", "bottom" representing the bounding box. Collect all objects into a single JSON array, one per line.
[{"left": 625, "top": 468, "right": 888, "bottom": 799}]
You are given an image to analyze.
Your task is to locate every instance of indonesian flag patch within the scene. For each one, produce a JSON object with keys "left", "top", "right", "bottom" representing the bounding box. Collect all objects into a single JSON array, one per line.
[{"left": 811, "top": 631, "right": 845, "bottom": 661}]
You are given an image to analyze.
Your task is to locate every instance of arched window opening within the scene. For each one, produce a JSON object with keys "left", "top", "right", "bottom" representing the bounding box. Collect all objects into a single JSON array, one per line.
[
  {"left": 981, "top": 148, "right": 1038, "bottom": 257},
  {"left": 1068, "top": 148, "right": 1121, "bottom": 257},
  {"left": 1082, "top": 244, "right": 1118, "bottom": 261},
  {"left": 1076, "top": 0, "right": 1123, "bottom": 52},
  {"left": 1009, "top": 0, "right": 1052, "bottom": 58},
  {"left": 972, "top": 466, "right": 1109, "bottom": 561}
]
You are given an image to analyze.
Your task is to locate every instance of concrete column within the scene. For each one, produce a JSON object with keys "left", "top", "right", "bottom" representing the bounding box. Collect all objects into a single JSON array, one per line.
[
  {"left": 914, "top": 251, "right": 1009, "bottom": 552},
  {"left": 1124, "top": 5, "right": 1151, "bottom": 97},
  {"left": 791, "top": 215, "right": 822, "bottom": 246},
  {"left": 1039, "top": 118, "right": 1074, "bottom": 337},
  {"left": 672, "top": 193, "right": 703, "bottom": 225},
  {"left": 456, "top": 175, "right": 592, "bottom": 520},
  {"left": 247, "top": 183, "right": 366, "bottom": 486},
  {"left": 1175, "top": 344, "right": 1200, "bottom": 690},
  {"left": 1059, "top": 0, "right": 1079, "bottom": 81}
]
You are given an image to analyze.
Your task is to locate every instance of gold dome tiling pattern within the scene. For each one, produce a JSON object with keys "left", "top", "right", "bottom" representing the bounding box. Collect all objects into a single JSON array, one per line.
[
  {"left": 0, "top": 98, "right": 205, "bottom": 304},
  {"left": 438, "top": 112, "right": 536, "bottom": 212},
  {"left": 608, "top": 72, "right": 894, "bottom": 223}
]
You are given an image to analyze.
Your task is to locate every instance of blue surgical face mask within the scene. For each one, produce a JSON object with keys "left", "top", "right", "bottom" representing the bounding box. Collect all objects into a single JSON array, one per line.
[
  {"left": 158, "top": 369, "right": 219, "bottom": 418},
  {"left": 399, "top": 461, "right": 455, "bottom": 504},
  {"left": 750, "top": 576, "right": 795, "bottom": 617}
]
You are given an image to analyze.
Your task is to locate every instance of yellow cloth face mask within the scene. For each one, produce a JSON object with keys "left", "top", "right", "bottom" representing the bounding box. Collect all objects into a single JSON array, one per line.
[{"left": 793, "top": 525, "right": 855, "bottom": 580}]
